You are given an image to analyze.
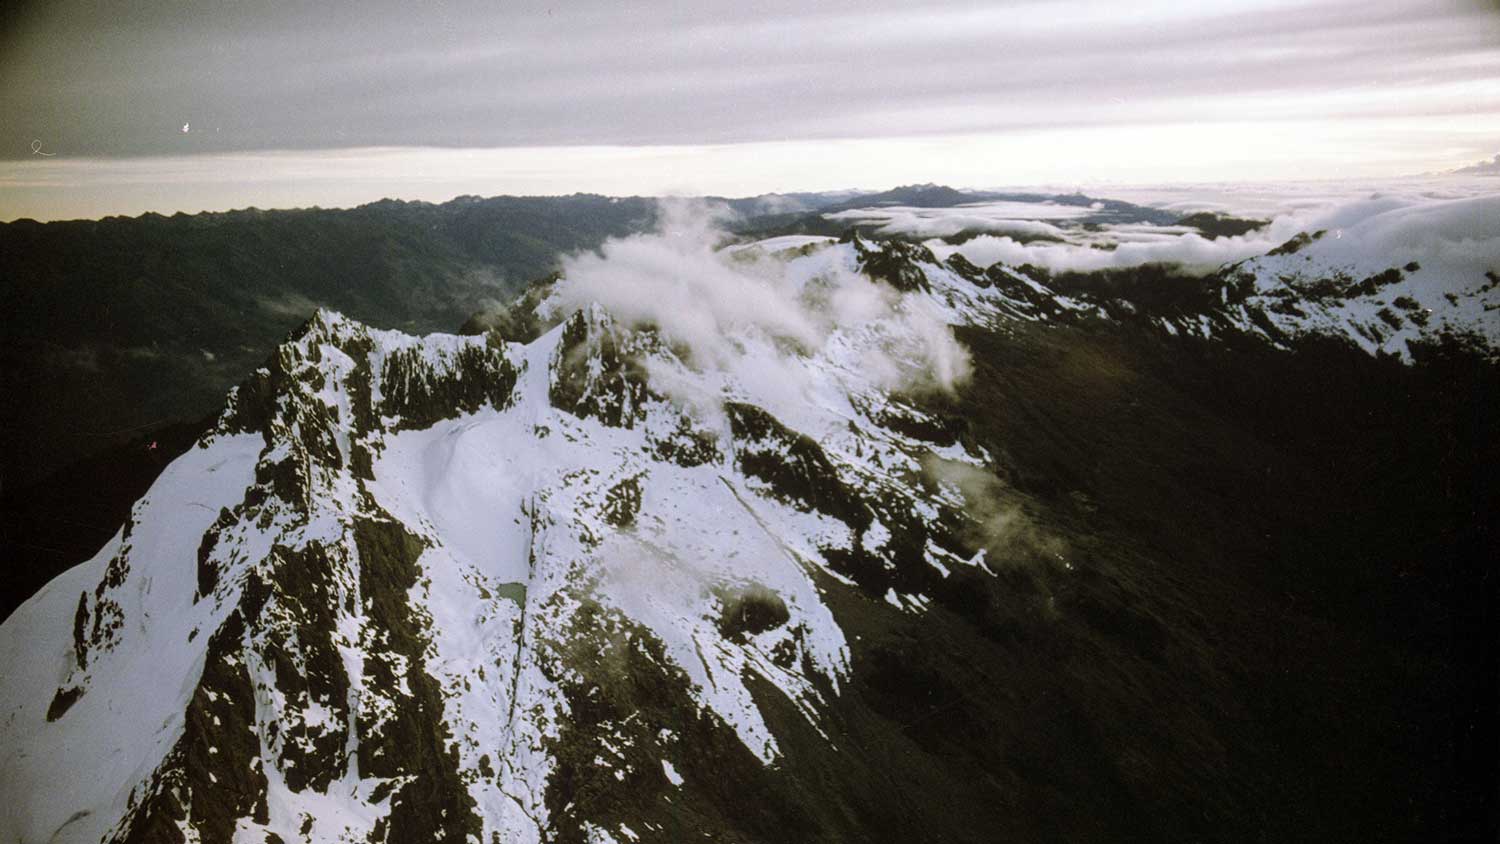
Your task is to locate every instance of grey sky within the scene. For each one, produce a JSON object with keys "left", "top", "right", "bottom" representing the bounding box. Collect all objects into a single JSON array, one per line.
[
  {"left": 2, "top": 0, "right": 1499, "bottom": 218},
  {"left": 5, "top": 0, "right": 1498, "bottom": 157}
]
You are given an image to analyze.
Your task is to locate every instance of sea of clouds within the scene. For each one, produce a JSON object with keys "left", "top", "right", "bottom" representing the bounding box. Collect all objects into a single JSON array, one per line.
[{"left": 837, "top": 178, "right": 1500, "bottom": 276}]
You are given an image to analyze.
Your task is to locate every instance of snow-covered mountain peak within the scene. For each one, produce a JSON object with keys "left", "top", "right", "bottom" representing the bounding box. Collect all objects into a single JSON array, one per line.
[
  {"left": 1, "top": 237, "right": 1015, "bottom": 843},
  {"left": 1221, "top": 197, "right": 1500, "bottom": 360}
]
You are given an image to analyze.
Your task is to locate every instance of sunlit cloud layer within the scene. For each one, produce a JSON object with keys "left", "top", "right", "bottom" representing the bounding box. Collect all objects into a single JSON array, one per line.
[{"left": 4, "top": 116, "right": 1500, "bottom": 222}]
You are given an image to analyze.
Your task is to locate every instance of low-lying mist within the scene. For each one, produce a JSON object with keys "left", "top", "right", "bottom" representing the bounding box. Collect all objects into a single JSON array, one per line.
[{"left": 922, "top": 455, "right": 1065, "bottom": 566}]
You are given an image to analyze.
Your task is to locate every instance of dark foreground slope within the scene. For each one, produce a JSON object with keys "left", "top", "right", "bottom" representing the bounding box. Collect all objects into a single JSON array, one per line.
[
  {"left": 598, "top": 320, "right": 1498, "bottom": 842},
  {"left": 925, "top": 323, "right": 1497, "bottom": 840}
]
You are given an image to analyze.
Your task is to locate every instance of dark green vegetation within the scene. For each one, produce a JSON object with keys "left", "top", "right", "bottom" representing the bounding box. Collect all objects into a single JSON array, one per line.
[
  {"left": 0, "top": 418, "right": 202, "bottom": 621},
  {"left": 0, "top": 185, "right": 1173, "bottom": 499},
  {"left": 881, "top": 320, "right": 1497, "bottom": 841},
  {"left": 634, "top": 318, "right": 1498, "bottom": 843},
  {"left": 1175, "top": 211, "right": 1270, "bottom": 239},
  {"left": 1025, "top": 262, "right": 1227, "bottom": 319}
]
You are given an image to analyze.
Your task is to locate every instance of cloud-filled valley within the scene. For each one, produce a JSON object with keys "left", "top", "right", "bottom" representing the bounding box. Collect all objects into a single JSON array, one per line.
[{"left": 823, "top": 180, "right": 1500, "bottom": 277}]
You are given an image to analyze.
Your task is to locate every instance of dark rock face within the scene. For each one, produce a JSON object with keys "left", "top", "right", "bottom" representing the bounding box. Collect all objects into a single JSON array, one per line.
[
  {"left": 195, "top": 507, "right": 236, "bottom": 599},
  {"left": 1267, "top": 228, "right": 1326, "bottom": 256},
  {"left": 97, "top": 312, "right": 529, "bottom": 843},
  {"left": 872, "top": 397, "right": 967, "bottom": 446},
  {"left": 943, "top": 253, "right": 989, "bottom": 285},
  {"left": 220, "top": 310, "right": 523, "bottom": 445},
  {"left": 1175, "top": 211, "right": 1269, "bottom": 239},
  {"left": 727, "top": 402, "right": 869, "bottom": 530},
  {"left": 649, "top": 417, "right": 721, "bottom": 467},
  {"left": 379, "top": 341, "right": 519, "bottom": 431},
  {"left": 550, "top": 308, "right": 655, "bottom": 428},
  {"left": 983, "top": 264, "right": 1076, "bottom": 320},
  {"left": 541, "top": 598, "right": 827, "bottom": 844},
  {"left": 602, "top": 475, "right": 642, "bottom": 527},
  {"left": 45, "top": 686, "right": 83, "bottom": 722},
  {"left": 258, "top": 541, "right": 353, "bottom": 794},
  {"left": 352, "top": 516, "right": 483, "bottom": 844},
  {"left": 715, "top": 585, "right": 790, "bottom": 640},
  {"left": 848, "top": 236, "right": 934, "bottom": 292},
  {"left": 112, "top": 608, "right": 269, "bottom": 844}
]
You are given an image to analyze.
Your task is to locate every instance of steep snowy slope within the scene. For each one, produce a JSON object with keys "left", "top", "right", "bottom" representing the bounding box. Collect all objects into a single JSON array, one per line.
[{"left": 0, "top": 237, "right": 1013, "bottom": 843}]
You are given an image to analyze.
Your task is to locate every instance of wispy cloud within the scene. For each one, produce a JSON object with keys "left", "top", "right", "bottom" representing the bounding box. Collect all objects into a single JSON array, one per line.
[
  {"left": 5, "top": 1, "right": 1498, "bottom": 159},
  {"left": 544, "top": 199, "right": 971, "bottom": 423}
]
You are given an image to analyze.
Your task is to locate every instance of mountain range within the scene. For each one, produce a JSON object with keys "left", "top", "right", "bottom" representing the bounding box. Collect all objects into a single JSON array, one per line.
[{"left": 2, "top": 215, "right": 1495, "bottom": 841}]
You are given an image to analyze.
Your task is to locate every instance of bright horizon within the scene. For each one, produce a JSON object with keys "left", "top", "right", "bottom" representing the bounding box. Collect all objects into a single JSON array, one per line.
[{"left": 3, "top": 132, "right": 1498, "bottom": 224}]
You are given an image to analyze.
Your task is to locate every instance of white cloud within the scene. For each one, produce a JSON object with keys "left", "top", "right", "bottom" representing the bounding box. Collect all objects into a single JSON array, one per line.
[
  {"left": 1285, "top": 192, "right": 1500, "bottom": 282},
  {"left": 546, "top": 199, "right": 972, "bottom": 421},
  {"left": 1452, "top": 153, "right": 1500, "bottom": 176},
  {"left": 929, "top": 227, "right": 1297, "bottom": 273},
  {"left": 923, "top": 185, "right": 1500, "bottom": 275},
  {"left": 824, "top": 201, "right": 1089, "bottom": 239}
]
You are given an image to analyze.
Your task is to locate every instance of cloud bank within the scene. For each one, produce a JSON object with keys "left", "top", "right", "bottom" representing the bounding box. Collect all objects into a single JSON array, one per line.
[
  {"left": 824, "top": 201, "right": 1090, "bottom": 239},
  {"left": 1452, "top": 153, "right": 1500, "bottom": 176},
  {"left": 546, "top": 200, "right": 971, "bottom": 420},
  {"left": 914, "top": 185, "right": 1500, "bottom": 275},
  {"left": 928, "top": 227, "right": 1299, "bottom": 273}
]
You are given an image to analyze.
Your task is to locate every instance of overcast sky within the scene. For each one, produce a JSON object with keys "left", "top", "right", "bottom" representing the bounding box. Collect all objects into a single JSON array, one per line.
[{"left": 3, "top": 0, "right": 1499, "bottom": 219}]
